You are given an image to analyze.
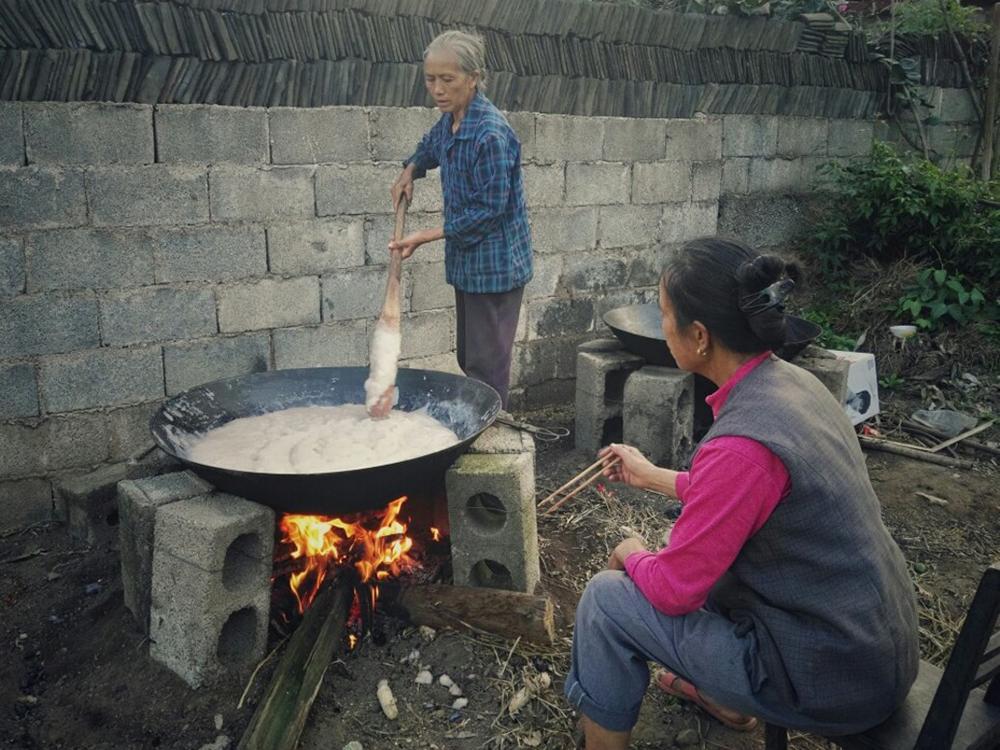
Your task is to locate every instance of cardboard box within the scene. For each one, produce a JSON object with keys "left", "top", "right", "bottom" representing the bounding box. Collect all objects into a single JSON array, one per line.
[{"left": 830, "top": 350, "right": 880, "bottom": 425}]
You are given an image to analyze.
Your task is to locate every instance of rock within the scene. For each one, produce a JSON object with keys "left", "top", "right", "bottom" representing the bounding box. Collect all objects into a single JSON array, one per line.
[
  {"left": 197, "top": 735, "right": 230, "bottom": 750},
  {"left": 674, "top": 728, "right": 699, "bottom": 747},
  {"left": 343, "top": 742, "right": 364, "bottom": 750},
  {"left": 400, "top": 649, "right": 420, "bottom": 664},
  {"left": 438, "top": 674, "right": 453, "bottom": 688},
  {"left": 419, "top": 625, "right": 436, "bottom": 641},
  {"left": 377, "top": 679, "right": 398, "bottom": 720},
  {"left": 448, "top": 683, "right": 462, "bottom": 697},
  {"left": 451, "top": 697, "right": 468, "bottom": 710},
  {"left": 214, "top": 713, "right": 223, "bottom": 731},
  {"left": 415, "top": 670, "right": 433, "bottom": 685}
]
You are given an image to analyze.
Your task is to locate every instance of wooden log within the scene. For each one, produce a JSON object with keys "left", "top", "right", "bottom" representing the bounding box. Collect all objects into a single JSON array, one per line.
[
  {"left": 393, "top": 583, "right": 556, "bottom": 645},
  {"left": 238, "top": 574, "right": 353, "bottom": 750},
  {"left": 858, "top": 435, "right": 974, "bottom": 469}
]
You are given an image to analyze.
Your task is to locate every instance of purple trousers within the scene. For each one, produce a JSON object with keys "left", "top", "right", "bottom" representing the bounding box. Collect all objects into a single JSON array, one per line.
[{"left": 454, "top": 287, "right": 524, "bottom": 408}]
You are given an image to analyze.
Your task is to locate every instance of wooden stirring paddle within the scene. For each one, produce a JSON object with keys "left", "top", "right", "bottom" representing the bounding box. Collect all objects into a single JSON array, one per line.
[{"left": 365, "top": 196, "right": 410, "bottom": 419}]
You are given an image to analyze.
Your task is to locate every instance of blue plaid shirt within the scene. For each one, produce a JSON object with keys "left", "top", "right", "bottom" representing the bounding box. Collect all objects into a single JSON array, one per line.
[{"left": 406, "top": 92, "right": 533, "bottom": 294}]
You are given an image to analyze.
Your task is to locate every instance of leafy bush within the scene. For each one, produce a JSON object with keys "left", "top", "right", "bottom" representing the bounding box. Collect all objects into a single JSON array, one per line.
[
  {"left": 798, "top": 307, "right": 858, "bottom": 350},
  {"left": 878, "top": 0, "right": 986, "bottom": 39},
  {"left": 899, "top": 267, "right": 990, "bottom": 330},
  {"left": 811, "top": 142, "right": 1000, "bottom": 292}
]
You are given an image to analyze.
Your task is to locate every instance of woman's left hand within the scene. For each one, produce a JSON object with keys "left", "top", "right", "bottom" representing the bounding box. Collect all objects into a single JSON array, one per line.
[
  {"left": 388, "top": 230, "right": 427, "bottom": 260},
  {"left": 608, "top": 537, "right": 647, "bottom": 571}
]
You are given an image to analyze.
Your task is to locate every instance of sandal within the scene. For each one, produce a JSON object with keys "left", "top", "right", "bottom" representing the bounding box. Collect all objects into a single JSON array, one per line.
[{"left": 654, "top": 670, "right": 758, "bottom": 732}]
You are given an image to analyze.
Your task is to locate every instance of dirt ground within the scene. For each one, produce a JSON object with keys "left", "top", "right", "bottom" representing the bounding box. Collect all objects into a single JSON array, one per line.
[{"left": 1, "top": 401, "right": 998, "bottom": 750}]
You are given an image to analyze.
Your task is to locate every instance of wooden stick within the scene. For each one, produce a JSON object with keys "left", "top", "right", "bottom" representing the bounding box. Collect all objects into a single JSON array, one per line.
[
  {"left": 859, "top": 436, "right": 974, "bottom": 469},
  {"left": 543, "top": 460, "right": 617, "bottom": 515},
  {"left": 393, "top": 583, "right": 556, "bottom": 645},
  {"left": 237, "top": 576, "right": 352, "bottom": 750},
  {"left": 927, "top": 419, "right": 996, "bottom": 454},
  {"left": 903, "top": 420, "right": 1000, "bottom": 458},
  {"left": 537, "top": 456, "right": 605, "bottom": 507}
]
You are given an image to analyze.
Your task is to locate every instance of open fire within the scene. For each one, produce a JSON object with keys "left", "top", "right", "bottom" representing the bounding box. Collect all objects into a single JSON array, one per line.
[{"left": 279, "top": 497, "right": 438, "bottom": 615}]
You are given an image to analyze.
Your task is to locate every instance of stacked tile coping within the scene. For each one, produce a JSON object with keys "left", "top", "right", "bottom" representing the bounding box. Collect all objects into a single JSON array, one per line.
[{"left": 117, "top": 470, "right": 274, "bottom": 688}]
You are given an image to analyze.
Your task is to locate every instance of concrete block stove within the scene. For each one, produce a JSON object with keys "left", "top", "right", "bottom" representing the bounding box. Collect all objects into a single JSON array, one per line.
[{"left": 116, "top": 420, "right": 538, "bottom": 688}]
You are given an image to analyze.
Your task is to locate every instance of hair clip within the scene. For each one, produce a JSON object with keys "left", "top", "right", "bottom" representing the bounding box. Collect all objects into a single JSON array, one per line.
[{"left": 739, "top": 278, "right": 795, "bottom": 318}]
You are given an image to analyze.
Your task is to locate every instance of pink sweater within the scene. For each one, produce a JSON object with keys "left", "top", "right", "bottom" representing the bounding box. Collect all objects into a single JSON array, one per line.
[{"left": 624, "top": 352, "right": 791, "bottom": 616}]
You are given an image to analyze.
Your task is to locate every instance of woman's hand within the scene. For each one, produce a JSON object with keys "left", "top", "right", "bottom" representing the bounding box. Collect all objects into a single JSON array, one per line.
[
  {"left": 391, "top": 166, "right": 415, "bottom": 209},
  {"left": 608, "top": 537, "right": 647, "bottom": 571},
  {"left": 599, "top": 443, "right": 658, "bottom": 491},
  {"left": 388, "top": 230, "right": 427, "bottom": 260}
]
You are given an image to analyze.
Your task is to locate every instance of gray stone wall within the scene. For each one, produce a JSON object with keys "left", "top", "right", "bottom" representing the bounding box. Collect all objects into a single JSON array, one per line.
[{"left": 0, "top": 96, "right": 977, "bottom": 529}]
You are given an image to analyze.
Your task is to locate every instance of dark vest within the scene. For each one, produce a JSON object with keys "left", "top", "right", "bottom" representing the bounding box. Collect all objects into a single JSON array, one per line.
[{"left": 703, "top": 355, "right": 918, "bottom": 730}]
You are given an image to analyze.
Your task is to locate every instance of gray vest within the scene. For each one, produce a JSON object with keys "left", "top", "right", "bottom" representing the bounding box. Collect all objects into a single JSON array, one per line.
[{"left": 703, "top": 355, "right": 918, "bottom": 729}]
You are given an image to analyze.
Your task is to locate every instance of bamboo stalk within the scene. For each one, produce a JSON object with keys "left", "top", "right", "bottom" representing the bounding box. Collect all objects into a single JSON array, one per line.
[
  {"left": 927, "top": 419, "right": 996, "bottom": 454},
  {"left": 980, "top": 6, "right": 1000, "bottom": 180},
  {"left": 543, "top": 460, "right": 617, "bottom": 515},
  {"left": 903, "top": 420, "right": 1000, "bottom": 457},
  {"left": 537, "top": 456, "right": 607, "bottom": 507},
  {"left": 859, "top": 435, "right": 974, "bottom": 469},
  {"left": 237, "top": 575, "right": 353, "bottom": 750}
]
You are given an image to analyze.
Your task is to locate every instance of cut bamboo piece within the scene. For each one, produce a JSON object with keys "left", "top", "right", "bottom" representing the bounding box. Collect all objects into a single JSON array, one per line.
[
  {"left": 927, "top": 419, "right": 995, "bottom": 454},
  {"left": 858, "top": 436, "right": 973, "bottom": 469}
]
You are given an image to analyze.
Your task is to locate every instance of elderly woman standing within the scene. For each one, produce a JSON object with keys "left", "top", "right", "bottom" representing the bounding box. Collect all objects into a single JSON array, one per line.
[
  {"left": 567, "top": 238, "right": 918, "bottom": 749},
  {"left": 389, "top": 31, "right": 532, "bottom": 407}
]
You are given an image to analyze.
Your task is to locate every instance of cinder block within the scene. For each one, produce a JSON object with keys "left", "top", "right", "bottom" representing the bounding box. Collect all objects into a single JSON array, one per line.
[
  {"left": 399, "top": 310, "right": 454, "bottom": 359},
  {"left": 0, "top": 237, "right": 24, "bottom": 296},
  {"left": 0, "top": 412, "right": 110, "bottom": 479},
  {"left": 0, "top": 168, "right": 87, "bottom": 229},
  {"left": 39, "top": 346, "right": 164, "bottom": 412},
  {"left": 26, "top": 228, "right": 153, "bottom": 292},
  {"left": 364, "top": 210, "right": 445, "bottom": 265},
  {"left": 631, "top": 161, "right": 691, "bottom": 204},
  {"left": 535, "top": 115, "right": 603, "bottom": 162},
  {"left": 88, "top": 167, "right": 208, "bottom": 226},
  {"left": 528, "top": 207, "right": 597, "bottom": 254},
  {"left": 409, "top": 170, "right": 444, "bottom": 213},
  {"left": 723, "top": 115, "right": 779, "bottom": 157},
  {"left": 827, "top": 120, "right": 874, "bottom": 157},
  {"left": 748, "top": 158, "right": 802, "bottom": 193},
  {"left": 156, "top": 105, "right": 268, "bottom": 164},
  {"left": 777, "top": 118, "right": 829, "bottom": 158},
  {"left": 25, "top": 103, "right": 153, "bottom": 165},
  {"left": 623, "top": 366, "right": 694, "bottom": 467},
  {"left": 503, "top": 111, "right": 536, "bottom": 162},
  {"left": 664, "top": 119, "right": 722, "bottom": 162},
  {"left": 513, "top": 336, "right": 586, "bottom": 387},
  {"left": 272, "top": 321, "right": 368, "bottom": 369},
  {"left": 692, "top": 162, "right": 723, "bottom": 202},
  {"left": 0, "top": 478, "right": 52, "bottom": 534},
  {"left": 526, "top": 297, "right": 594, "bottom": 340},
  {"left": 721, "top": 158, "right": 751, "bottom": 194},
  {"left": 322, "top": 267, "right": 392, "bottom": 321},
  {"left": 370, "top": 106, "right": 440, "bottom": 162},
  {"left": 107, "top": 402, "right": 165, "bottom": 462},
  {"left": 209, "top": 166, "right": 314, "bottom": 221},
  {"left": 153, "top": 225, "right": 267, "bottom": 283},
  {"left": 597, "top": 204, "right": 661, "bottom": 249},
  {"left": 574, "top": 341, "right": 645, "bottom": 453},
  {"left": 566, "top": 162, "right": 629, "bottom": 205},
  {"left": 268, "top": 219, "right": 365, "bottom": 275},
  {"left": 163, "top": 333, "right": 270, "bottom": 395},
  {"left": 315, "top": 163, "right": 397, "bottom": 216},
  {"left": 99, "top": 285, "right": 217, "bottom": 345},
  {"left": 0, "top": 363, "right": 39, "bottom": 418},
  {"left": 0, "top": 293, "right": 99, "bottom": 359},
  {"left": 445, "top": 452, "right": 539, "bottom": 594},
  {"left": 117, "top": 471, "right": 214, "bottom": 630},
  {"left": 270, "top": 107, "right": 370, "bottom": 164},
  {"left": 562, "top": 251, "right": 629, "bottom": 293},
  {"left": 217, "top": 276, "right": 320, "bottom": 333},
  {"left": 150, "top": 493, "right": 274, "bottom": 686},
  {"left": 521, "top": 164, "right": 565, "bottom": 207},
  {"left": 718, "top": 194, "right": 808, "bottom": 249},
  {"left": 469, "top": 418, "right": 535, "bottom": 456},
  {"left": 795, "top": 347, "right": 850, "bottom": 404},
  {"left": 603, "top": 118, "right": 666, "bottom": 161},
  {"left": 660, "top": 201, "right": 718, "bottom": 243},
  {"left": 408, "top": 261, "right": 452, "bottom": 312},
  {"left": 938, "top": 88, "right": 978, "bottom": 123},
  {"left": 0, "top": 103, "right": 23, "bottom": 165}
]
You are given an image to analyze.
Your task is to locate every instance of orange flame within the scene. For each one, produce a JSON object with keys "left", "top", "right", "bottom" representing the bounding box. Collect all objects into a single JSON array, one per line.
[
  {"left": 430, "top": 527, "right": 441, "bottom": 542},
  {"left": 279, "top": 497, "right": 416, "bottom": 614}
]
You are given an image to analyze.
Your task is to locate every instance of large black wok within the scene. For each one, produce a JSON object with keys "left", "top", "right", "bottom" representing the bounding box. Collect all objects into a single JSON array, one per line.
[
  {"left": 602, "top": 304, "right": 821, "bottom": 365},
  {"left": 150, "top": 367, "right": 501, "bottom": 515}
]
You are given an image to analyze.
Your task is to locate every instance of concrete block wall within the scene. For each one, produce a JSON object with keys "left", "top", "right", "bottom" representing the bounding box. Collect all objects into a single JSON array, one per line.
[{"left": 0, "top": 94, "right": 978, "bottom": 527}]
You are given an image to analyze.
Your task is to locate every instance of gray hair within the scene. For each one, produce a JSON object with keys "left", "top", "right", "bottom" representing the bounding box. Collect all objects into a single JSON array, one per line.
[{"left": 424, "top": 30, "right": 487, "bottom": 91}]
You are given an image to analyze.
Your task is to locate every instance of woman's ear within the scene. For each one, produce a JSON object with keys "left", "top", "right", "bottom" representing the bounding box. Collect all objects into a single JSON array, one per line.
[{"left": 692, "top": 321, "right": 711, "bottom": 353}]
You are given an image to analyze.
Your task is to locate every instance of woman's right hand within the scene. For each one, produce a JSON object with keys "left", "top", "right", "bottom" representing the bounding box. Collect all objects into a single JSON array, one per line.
[
  {"left": 391, "top": 166, "right": 415, "bottom": 209},
  {"left": 599, "top": 443, "right": 657, "bottom": 490}
]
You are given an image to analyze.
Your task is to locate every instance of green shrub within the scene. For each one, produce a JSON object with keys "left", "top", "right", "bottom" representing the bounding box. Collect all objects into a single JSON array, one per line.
[
  {"left": 899, "top": 267, "right": 991, "bottom": 330},
  {"left": 811, "top": 142, "right": 1000, "bottom": 292},
  {"left": 876, "top": 0, "right": 986, "bottom": 39}
]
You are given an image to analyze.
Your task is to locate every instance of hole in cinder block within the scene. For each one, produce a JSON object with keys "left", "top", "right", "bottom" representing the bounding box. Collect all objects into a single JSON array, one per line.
[
  {"left": 105, "top": 507, "right": 119, "bottom": 527},
  {"left": 601, "top": 416, "right": 622, "bottom": 446},
  {"left": 604, "top": 370, "right": 630, "bottom": 405},
  {"left": 469, "top": 559, "right": 514, "bottom": 590},
  {"left": 216, "top": 607, "right": 257, "bottom": 667},
  {"left": 222, "top": 533, "right": 261, "bottom": 592},
  {"left": 465, "top": 493, "right": 508, "bottom": 532}
]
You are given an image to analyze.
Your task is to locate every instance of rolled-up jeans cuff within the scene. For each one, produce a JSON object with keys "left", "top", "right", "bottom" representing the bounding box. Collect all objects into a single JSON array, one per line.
[{"left": 564, "top": 679, "right": 639, "bottom": 733}]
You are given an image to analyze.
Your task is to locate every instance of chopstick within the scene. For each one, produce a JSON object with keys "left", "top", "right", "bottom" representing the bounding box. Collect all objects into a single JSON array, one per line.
[{"left": 538, "top": 455, "right": 620, "bottom": 515}]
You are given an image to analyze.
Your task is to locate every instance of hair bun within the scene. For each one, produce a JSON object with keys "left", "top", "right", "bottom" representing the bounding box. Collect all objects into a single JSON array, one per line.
[{"left": 735, "top": 255, "right": 799, "bottom": 349}]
